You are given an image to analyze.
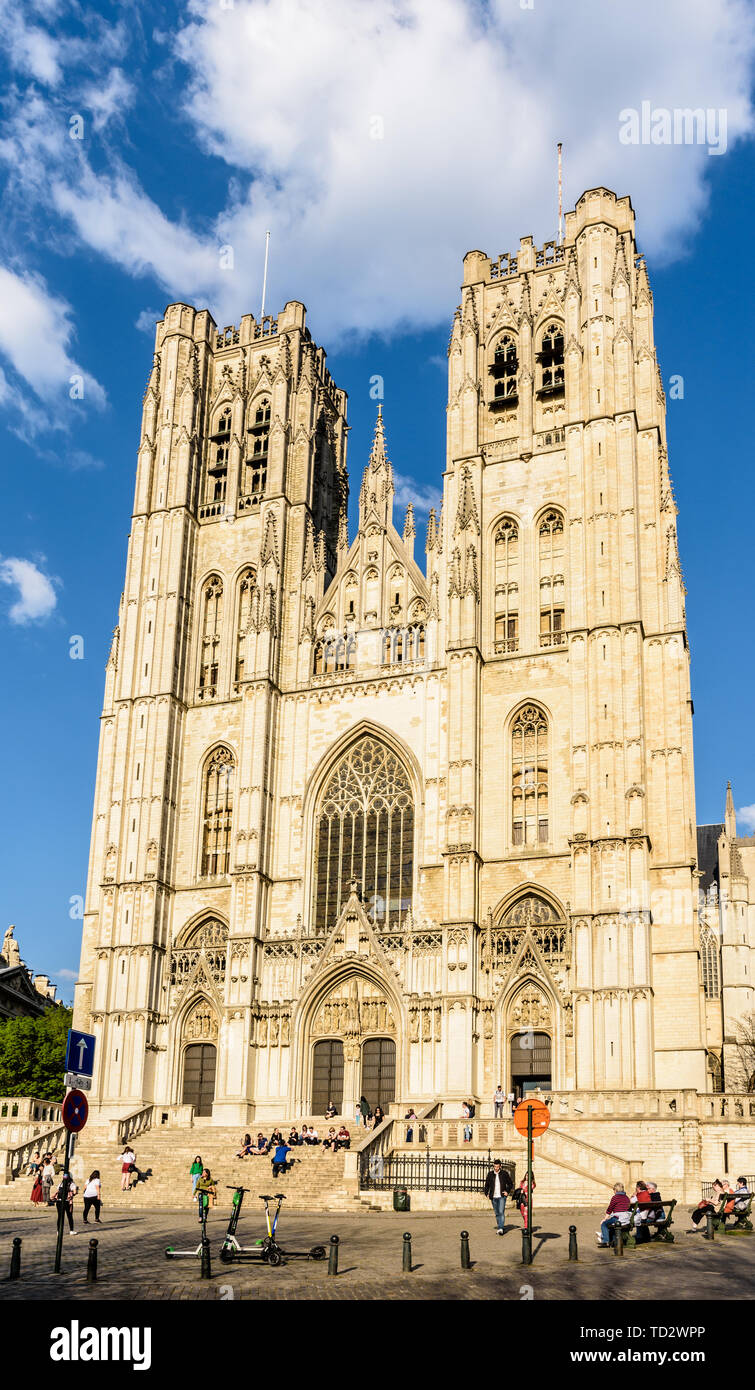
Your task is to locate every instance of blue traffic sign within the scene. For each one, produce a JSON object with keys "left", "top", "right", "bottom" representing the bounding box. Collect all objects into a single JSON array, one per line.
[{"left": 65, "top": 1029, "right": 96, "bottom": 1078}]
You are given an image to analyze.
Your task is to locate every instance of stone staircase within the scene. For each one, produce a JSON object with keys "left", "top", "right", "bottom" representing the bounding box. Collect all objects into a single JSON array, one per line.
[{"left": 0, "top": 1118, "right": 373, "bottom": 1213}]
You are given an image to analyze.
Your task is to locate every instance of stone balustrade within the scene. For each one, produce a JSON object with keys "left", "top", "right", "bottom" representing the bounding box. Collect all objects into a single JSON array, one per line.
[
  {"left": 0, "top": 1096, "right": 63, "bottom": 1147},
  {"left": 0, "top": 1124, "right": 67, "bottom": 1185}
]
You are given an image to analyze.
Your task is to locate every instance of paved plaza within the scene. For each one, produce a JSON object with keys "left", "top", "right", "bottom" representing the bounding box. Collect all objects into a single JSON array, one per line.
[{"left": 1, "top": 1203, "right": 753, "bottom": 1301}]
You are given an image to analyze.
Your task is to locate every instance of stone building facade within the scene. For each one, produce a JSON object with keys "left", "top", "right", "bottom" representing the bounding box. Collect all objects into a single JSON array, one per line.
[{"left": 73, "top": 187, "right": 755, "bottom": 1131}]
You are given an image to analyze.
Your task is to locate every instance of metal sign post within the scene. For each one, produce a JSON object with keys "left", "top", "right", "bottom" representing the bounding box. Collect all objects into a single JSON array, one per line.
[
  {"left": 526, "top": 1105, "right": 533, "bottom": 1263},
  {"left": 54, "top": 1031, "right": 95, "bottom": 1275}
]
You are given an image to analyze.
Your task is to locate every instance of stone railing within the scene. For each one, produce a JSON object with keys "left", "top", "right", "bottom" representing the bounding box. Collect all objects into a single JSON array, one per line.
[
  {"left": 0, "top": 1125, "right": 67, "bottom": 1185},
  {"left": 111, "top": 1106, "right": 155, "bottom": 1145},
  {"left": 0, "top": 1096, "right": 64, "bottom": 1147},
  {"left": 471, "top": 1089, "right": 755, "bottom": 1123}
]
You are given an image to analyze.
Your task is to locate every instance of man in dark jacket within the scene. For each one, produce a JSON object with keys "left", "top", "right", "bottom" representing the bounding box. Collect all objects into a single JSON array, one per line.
[{"left": 483, "top": 1159, "right": 513, "bottom": 1233}]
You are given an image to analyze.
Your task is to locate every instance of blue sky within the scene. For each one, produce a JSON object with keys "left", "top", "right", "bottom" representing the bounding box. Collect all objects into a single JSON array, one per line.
[{"left": 0, "top": 0, "right": 754, "bottom": 1001}]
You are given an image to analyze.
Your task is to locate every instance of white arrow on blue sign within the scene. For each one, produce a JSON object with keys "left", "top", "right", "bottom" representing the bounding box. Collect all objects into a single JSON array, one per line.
[{"left": 64, "top": 1029, "right": 96, "bottom": 1078}]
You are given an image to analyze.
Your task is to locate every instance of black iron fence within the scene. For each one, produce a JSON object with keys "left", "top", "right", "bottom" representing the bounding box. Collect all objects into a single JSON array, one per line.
[{"left": 360, "top": 1151, "right": 516, "bottom": 1193}]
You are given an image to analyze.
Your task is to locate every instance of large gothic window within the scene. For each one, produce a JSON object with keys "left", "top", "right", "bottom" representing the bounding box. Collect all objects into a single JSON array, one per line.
[
  {"left": 538, "top": 510, "right": 565, "bottom": 647},
  {"left": 198, "top": 575, "right": 223, "bottom": 699},
  {"left": 201, "top": 747, "right": 234, "bottom": 877},
  {"left": 511, "top": 705, "right": 549, "bottom": 847},
  {"left": 313, "top": 736, "right": 414, "bottom": 934},
  {"left": 494, "top": 517, "right": 519, "bottom": 653}
]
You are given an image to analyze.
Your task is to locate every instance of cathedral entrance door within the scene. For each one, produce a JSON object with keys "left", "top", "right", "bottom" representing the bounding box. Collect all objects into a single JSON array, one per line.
[
  {"left": 312, "top": 1039, "right": 344, "bottom": 1114},
  {"left": 509, "top": 1031, "right": 551, "bottom": 1099},
  {"left": 182, "top": 1043, "right": 217, "bottom": 1117},
  {"left": 360, "top": 1038, "right": 396, "bottom": 1111}
]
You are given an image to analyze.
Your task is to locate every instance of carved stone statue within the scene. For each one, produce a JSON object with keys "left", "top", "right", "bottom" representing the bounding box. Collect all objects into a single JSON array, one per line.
[{"left": 2, "top": 925, "right": 20, "bottom": 968}]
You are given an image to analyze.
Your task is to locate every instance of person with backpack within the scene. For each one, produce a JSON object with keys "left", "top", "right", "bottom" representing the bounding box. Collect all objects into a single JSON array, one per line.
[{"left": 484, "top": 1159, "right": 513, "bottom": 1233}]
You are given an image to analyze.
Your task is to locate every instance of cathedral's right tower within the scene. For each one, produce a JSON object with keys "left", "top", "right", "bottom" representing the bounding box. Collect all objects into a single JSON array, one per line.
[{"left": 446, "top": 187, "right": 705, "bottom": 1092}]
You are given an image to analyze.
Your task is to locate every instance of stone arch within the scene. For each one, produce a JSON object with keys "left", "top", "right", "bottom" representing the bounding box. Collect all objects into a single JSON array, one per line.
[{"left": 292, "top": 958, "right": 404, "bottom": 1116}]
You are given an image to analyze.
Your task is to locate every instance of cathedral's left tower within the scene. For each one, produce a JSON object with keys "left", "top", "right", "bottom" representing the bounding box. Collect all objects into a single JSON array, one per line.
[{"left": 74, "top": 300, "right": 348, "bottom": 1122}]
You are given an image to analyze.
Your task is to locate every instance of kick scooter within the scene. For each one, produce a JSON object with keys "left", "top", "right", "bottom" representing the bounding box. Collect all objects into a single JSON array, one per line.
[
  {"left": 165, "top": 1189, "right": 212, "bottom": 1259},
  {"left": 219, "top": 1188, "right": 285, "bottom": 1265}
]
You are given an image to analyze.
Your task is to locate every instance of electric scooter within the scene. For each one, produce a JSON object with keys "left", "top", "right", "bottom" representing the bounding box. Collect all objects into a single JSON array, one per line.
[
  {"left": 219, "top": 1188, "right": 284, "bottom": 1264},
  {"left": 219, "top": 1188, "right": 325, "bottom": 1264},
  {"left": 165, "top": 1189, "right": 212, "bottom": 1259}
]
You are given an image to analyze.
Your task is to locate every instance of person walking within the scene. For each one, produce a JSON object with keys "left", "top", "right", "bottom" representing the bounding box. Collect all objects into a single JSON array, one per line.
[
  {"left": 41, "top": 1155, "right": 56, "bottom": 1206},
  {"left": 119, "top": 1146, "right": 135, "bottom": 1192},
  {"left": 53, "top": 1173, "right": 78, "bottom": 1235},
  {"left": 516, "top": 1172, "right": 536, "bottom": 1230},
  {"left": 30, "top": 1169, "right": 44, "bottom": 1205},
  {"left": 359, "top": 1095, "right": 371, "bottom": 1128},
  {"left": 484, "top": 1159, "right": 513, "bottom": 1234},
  {"left": 190, "top": 1155, "right": 203, "bottom": 1199},
  {"left": 82, "top": 1171, "right": 102, "bottom": 1224},
  {"left": 493, "top": 1086, "right": 506, "bottom": 1119}
]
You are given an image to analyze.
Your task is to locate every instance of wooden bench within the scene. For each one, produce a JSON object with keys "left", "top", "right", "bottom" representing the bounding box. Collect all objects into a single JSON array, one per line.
[
  {"left": 622, "top": 1198, "right": 677, "bottom": 1247},
  {"left": 712, "top": 1192, "right": 753, "bottom": 1234}
]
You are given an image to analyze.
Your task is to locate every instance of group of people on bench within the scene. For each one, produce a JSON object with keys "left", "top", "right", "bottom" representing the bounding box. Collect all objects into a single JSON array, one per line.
[
  {"left": 597, "top": 1181, "right": 668, "bottom": 1246},
  {"left": 690, "top": 1176, "right": 751, "bottom": 1229}
]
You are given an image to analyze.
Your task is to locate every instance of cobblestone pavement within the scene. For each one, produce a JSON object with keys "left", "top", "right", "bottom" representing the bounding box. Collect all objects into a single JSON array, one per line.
[{"left": 1, "top": 1203, "right": 753, "bottom": 1301}]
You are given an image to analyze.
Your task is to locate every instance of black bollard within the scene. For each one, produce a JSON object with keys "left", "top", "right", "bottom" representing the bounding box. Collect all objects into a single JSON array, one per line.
[
  {"left": 402, "top": 1230, "right": 412, "bottom": 1272},
  {"left": 86, "top": 1238, "right": 98, "bottom": 1283},
  {"left": 460, "top": 1229, "right": 471, "bottom": 1269},
  {"left": 9, "top": 1237, "right": 21, "bottom": 1281},
  {"left": 521, "top": 1228, "right": 532, "bottom": 1266},
  {"left": 327, "top": 1234, "right": 339, "bottom": 1276},
  {"left": 200, "top": 1234, "right": 212, "bottom": 1280},
  {"left": 568, "top": 1225, "right": 579, "bottom": 1262},
  {"left": 613, "top": 1225, "right": 624, "bottom": 1256},
  {"left": 705, "top": 1211, "right": 715, "bottom": 1241}
]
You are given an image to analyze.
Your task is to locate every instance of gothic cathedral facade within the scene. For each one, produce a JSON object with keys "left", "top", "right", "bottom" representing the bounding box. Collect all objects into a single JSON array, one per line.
[{"left": 74, "top": 188, "right": 727, "bottom": 1126}]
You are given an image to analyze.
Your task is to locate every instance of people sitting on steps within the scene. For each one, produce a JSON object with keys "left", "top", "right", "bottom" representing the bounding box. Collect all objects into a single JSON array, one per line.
[
  {"left": 236, "top": 1134, "right": 253, "bottom": 1158},
  {"left": 271, "top": 1139, "right": 293, "bottom": 1177},
  {"left": 325, "top": 1101, "right": 338, "bottom": 1119},
  {"left": 322, "top": 1127, "right": 338, "bottom": 1150}
]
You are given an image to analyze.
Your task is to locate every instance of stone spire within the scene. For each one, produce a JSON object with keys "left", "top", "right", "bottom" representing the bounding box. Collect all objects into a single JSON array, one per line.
[
  {"left": 725, "top": 781, "right": 736, "bottom": 841},
  {"left": 359, "top": 405, "right": 394, "bottom": 529},
  {"left": 402, "top": 502, "right": 415, "bottom": 559}
]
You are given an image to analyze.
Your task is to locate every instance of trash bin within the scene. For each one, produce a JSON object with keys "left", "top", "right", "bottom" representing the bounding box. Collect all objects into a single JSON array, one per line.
[{"left": 393, "top": 1187, "right": 410, "bottom": 1212}]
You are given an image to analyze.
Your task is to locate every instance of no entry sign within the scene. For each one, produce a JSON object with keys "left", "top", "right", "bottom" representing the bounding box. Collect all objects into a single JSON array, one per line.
[
  {"left": 513, "top": 1097, "right": 550, "bottom": 1138},
  {"left": 62, "top": 1089, "right": 89, "bottom": 1133}
]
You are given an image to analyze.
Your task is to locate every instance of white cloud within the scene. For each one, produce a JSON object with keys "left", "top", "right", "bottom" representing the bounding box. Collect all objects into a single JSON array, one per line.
[
  {"left": 81, "top": 67, "right": 134, "bottom": 132},
  {"left": 737, "top": 804, "right": 755, "bottom": 833},
  {"left": 0, "top": 556, "right": 58, "bottom": 625},
  {"left": 0, "top": 265, "right": 105, "bottom": 429},
  {"left": 1, "top": 0, "right": 754, "bottom": 347},
  {"left": 393, "top": 472, "right": 442, "bottom": 518},
  {"left": 54, "top": 968, "right": 78, "bottom": 981}
]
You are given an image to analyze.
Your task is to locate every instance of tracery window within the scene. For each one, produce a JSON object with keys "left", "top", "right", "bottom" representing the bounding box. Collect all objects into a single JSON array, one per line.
[
  {"left": 198, "top": 575, "right": 223, "bottom": 699},
  {"left": 511, "top": 705, "right": 548, "bottom": 847},
  {"left": 206, "top": 407, "right": 231, "bottom": 504},
  {"left": 313, "top": 632, "right": 356, "bottom": 675},
  {"left": 244, "top": 397, "right": 270, "bottom": 499},
  {"left": 494, "top": 517, "right": 519, "bottom": 653},
  {"left": 201, "top": 747, "right": 234, "bottom": 877},
  {"left": 537, "top": 321, "right": 565, "bottom": 396},
  {"left": 234, "top": 567, "right": 256, "bottom": 686},
  {"left": 313, "top": 736, "right": 413, "bottom": 934},
  {"left": 489, "top": 333, "right": 518, "bottom": 406},
  {"left": 700, "top": 923, "right": 721, "bottom": 1000},
  {"left": 538, "top": 510, "right": 565, "bottom": 647}
]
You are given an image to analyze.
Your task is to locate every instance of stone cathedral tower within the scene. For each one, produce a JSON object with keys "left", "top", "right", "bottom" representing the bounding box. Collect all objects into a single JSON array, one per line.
[{"left": 76, "top": 188, "right": 741, "bottom": 1156}]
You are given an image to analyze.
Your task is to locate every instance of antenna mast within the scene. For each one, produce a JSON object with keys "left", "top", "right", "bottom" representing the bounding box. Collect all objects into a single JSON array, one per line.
[
  {"left": 260, "top": 229, "right": 271, "bottom": 320},
  {"left": 557, "top": 143, "right": 563, "bottom": 247}
]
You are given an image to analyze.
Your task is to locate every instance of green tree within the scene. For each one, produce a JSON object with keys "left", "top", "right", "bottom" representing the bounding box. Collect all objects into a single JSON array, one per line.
[{"left": 0, "top": 1007, "right": 72, "bottom": 1100}]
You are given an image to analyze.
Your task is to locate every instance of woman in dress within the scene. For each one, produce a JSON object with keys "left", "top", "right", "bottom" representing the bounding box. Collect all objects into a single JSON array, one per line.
[
  {"left": 119, "top": 1146, "right": 135, "bottom": 1191},
  {"left": 30, "top": 1169, "right": 44, "bottom": 1205}
]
